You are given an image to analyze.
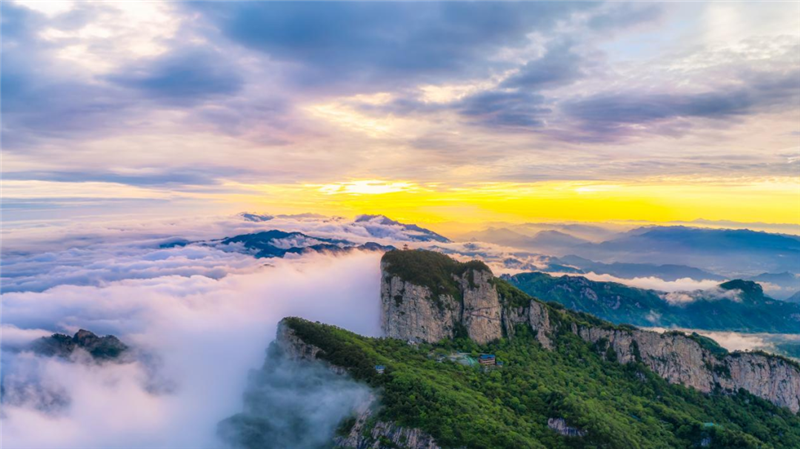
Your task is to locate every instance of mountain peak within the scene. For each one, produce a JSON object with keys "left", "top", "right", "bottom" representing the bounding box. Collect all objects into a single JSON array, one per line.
[
  {"left": 355, "top": 215, "right": 450, "bottom": 243},
  {"left": 719, "top": 279, "right": 764, "bottom": 298}
]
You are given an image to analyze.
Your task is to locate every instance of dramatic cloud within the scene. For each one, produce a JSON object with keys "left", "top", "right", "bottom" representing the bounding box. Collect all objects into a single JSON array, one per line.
[
  {"left": 192, "top": 2, "right": 589, "bottom": 91},
  {"left": 3, "top": 1, "right": 798, "bottom": 223}
]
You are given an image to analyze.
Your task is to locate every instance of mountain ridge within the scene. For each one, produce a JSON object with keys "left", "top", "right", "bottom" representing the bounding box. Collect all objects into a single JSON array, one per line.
[{"left": 506, "top": 272, "right": 800, "bottom": 333}]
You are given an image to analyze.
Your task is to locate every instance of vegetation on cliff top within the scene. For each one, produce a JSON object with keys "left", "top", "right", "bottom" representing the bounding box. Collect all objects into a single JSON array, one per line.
[
  {"left": 382, "top": 249, "right": 490, "bottom": 301},
  {"left": 283, "top": 317, "right": 800, "bottom": 449}
]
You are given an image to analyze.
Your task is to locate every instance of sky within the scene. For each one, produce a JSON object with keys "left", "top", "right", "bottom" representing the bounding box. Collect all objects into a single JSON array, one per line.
[{"left": 2, "top": 1, "right": 799, "bottom": 227}]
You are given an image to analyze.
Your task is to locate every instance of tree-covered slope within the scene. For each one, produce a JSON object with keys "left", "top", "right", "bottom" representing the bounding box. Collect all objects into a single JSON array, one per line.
[
  {"left": 506, "top": 272, "right": 800, "bottom": 333},
  {"left": 280, "top": 317, "right": 800, "bottom": 449}
]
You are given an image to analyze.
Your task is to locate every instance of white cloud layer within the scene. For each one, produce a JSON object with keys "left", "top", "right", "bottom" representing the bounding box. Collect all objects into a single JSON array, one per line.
[{"left": 2, "top": 249, "right": 383, "bottom": 448}]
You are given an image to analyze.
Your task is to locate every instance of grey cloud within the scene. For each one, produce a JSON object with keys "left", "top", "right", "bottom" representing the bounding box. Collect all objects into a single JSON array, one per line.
[
  {"left": 560, "top": 69, "right": 800, "bottom": 140},
  {"left": 107, "top": 48, "right": 244, "bottom": 105},
  {"left": 500, "top": 40, "right": 586, "bottom": 90},
  {"left": 191, "top": 2, "right": 592, "bottom": 93},
  {"left": 457, "top": 90, "right": 550, "bottom": 129}
]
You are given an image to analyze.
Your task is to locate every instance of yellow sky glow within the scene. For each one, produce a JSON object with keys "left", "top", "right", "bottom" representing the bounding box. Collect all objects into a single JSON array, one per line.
[{"left": 223, "top": 177, "right": 800, "bottom": 227}]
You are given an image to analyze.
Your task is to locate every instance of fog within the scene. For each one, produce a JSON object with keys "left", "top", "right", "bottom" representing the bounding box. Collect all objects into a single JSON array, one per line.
[{"left": 218, "top": 343, "right": 372, "bottom": 449}]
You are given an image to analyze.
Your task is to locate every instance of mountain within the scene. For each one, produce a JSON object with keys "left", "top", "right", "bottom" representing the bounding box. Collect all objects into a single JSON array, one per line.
[
  {"left": 221, "top": 250, "right": 800, "bottom": 448},
  {"left": 238, "top": 212, "right": 274, "bottom": 222},
  {"left": 220, "top": 230, "right": 393, "bottom": 258},
  {"left": 555, "top": 254, "right": 724, "bottom": 281},
  {"left": 31, "top": 329, "right": 128, "bottom": 361},
  {"left": 506, "top": 272, "right": 800, "bottom": 333},
  {"left": 747, "top": 272, "right": 800, "bottom": 300},
  {"left": 527, "top": 230, "right": 590, "bottom": 254},
  {"left": 787, "top": 291, "right": 800, "bottom": 304},
  {"left": 575, "top": 226, "right": 800, "bottom": 275},
  {"left": 354, "top": 215, "right": 451, "bottom": 242},
  {"left": 464, "top": 227, "right": 534, "bottom": 248},
  {"left": 464, "top": 228, "right": 589, "bottom": 253}
]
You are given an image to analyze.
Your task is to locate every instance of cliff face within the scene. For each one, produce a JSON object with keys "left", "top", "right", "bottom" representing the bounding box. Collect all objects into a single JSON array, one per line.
[
  {"left": 334, "top": 396, "right": 440, "bottom": 449},
  {"left": 380, "top": 259, "right": 501, "bottom": 345},
  {"left": 380, "top": 250, "right": 800, "bottom": 414},
  {"left": 722, "top": 353, "right": 800, "bottom": 413},
  {"left": 381, "top": 263, "right": 462, "bottom": 344}
]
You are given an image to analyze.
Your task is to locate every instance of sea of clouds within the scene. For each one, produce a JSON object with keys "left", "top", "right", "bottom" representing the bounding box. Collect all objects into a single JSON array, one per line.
[
  {"left": 1, "top": 214, "right": 413, "bottom": 448},
  {"left": 1, "top": 212, "right": 759, "bottom": 448}
]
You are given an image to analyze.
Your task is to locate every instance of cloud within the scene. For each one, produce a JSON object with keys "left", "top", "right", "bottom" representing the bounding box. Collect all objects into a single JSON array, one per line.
[
  {"left": 107, "top": 48, "right": 244, "bottom": 105},
  {"left": 560, "top": 68, "right": 800, "bottom": 141},
  {"left": 456, "top": 90, "right": 550, "bottom": 129},
  {"left": 1, "top": 212, "right": 455, "bottom": 294},
  {"left": 500, "top": 40, "right": 586, "bottom": 91}
]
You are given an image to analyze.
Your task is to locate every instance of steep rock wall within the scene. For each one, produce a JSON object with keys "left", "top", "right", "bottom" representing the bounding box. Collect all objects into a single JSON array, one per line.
[
  {"left": 460, "top": 270, "right": 503, "bottom": 344},
  {"left": 381, "top": 261, "right": 462, "bottom": 344},
  {"left": 574, "top": 326, "right": 800, "bottom": 412}
]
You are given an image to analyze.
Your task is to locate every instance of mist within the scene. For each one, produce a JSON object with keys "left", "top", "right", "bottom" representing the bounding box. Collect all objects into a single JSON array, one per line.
[{"left": 218, "top": 342, "right": 372, "bottom": 449}]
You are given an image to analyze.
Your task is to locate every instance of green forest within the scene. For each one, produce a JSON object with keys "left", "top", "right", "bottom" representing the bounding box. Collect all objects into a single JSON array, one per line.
[{"left": 284, "top": 317, "right": 800, "bottom": 449}]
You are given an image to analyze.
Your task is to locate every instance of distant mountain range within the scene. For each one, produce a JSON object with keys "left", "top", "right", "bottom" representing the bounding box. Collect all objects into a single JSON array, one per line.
[
  {"left": 553, "top": 255, "right": 725, "bottom": 282},
  {"left": 465, "top": 227, "right": 589, "bottom": 254},
  {"left": 162, "top": 214, "right": 452, "bottom": 260},
  {"left": 466, "top": 224, "right": 800, "bottom": 284},
  {"left": 506, "top": 272, "right": 800, "bottom": 334},
  {"left": 220, "top": 230, "right": 394, "bottom": 258},
  {"left": 578, "top": 226, "right": 800, "bottom": 275},
  {"left": 354, "top": 214, "right": 450, "bottom": 242}
]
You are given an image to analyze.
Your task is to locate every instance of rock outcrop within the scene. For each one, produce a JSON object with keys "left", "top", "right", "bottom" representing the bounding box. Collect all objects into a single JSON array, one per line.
[
  {"left": 547, "top": 418, "right": 587, "bottom": 438},
  {"left": 334, "top": 397, "right": 440, "bottom": 449},
  {"left": 31, "top": 329, "right": 128, "bottom": 361},
  {"left": 380, "top": 250, "right": 800, "bottom": 414}
]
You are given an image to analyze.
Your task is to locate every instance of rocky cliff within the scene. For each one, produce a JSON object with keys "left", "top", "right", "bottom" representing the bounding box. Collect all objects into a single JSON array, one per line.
[
  {"left": 381, "top": 251, "right": 501, "bottom": 344},
  {"left": 380, "top": 249, "right": 800, "bottom": 413}
]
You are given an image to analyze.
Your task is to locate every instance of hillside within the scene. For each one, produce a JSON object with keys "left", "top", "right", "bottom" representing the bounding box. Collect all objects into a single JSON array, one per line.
[
  {"left": 222, "top": 249, "right": 800, "bottom": 449},
  {"left": 505, "top": 272, "right": 800, "bottom": 333},
  {"left": 222, "top": 317, "right": 800, "bottom": 448}
]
